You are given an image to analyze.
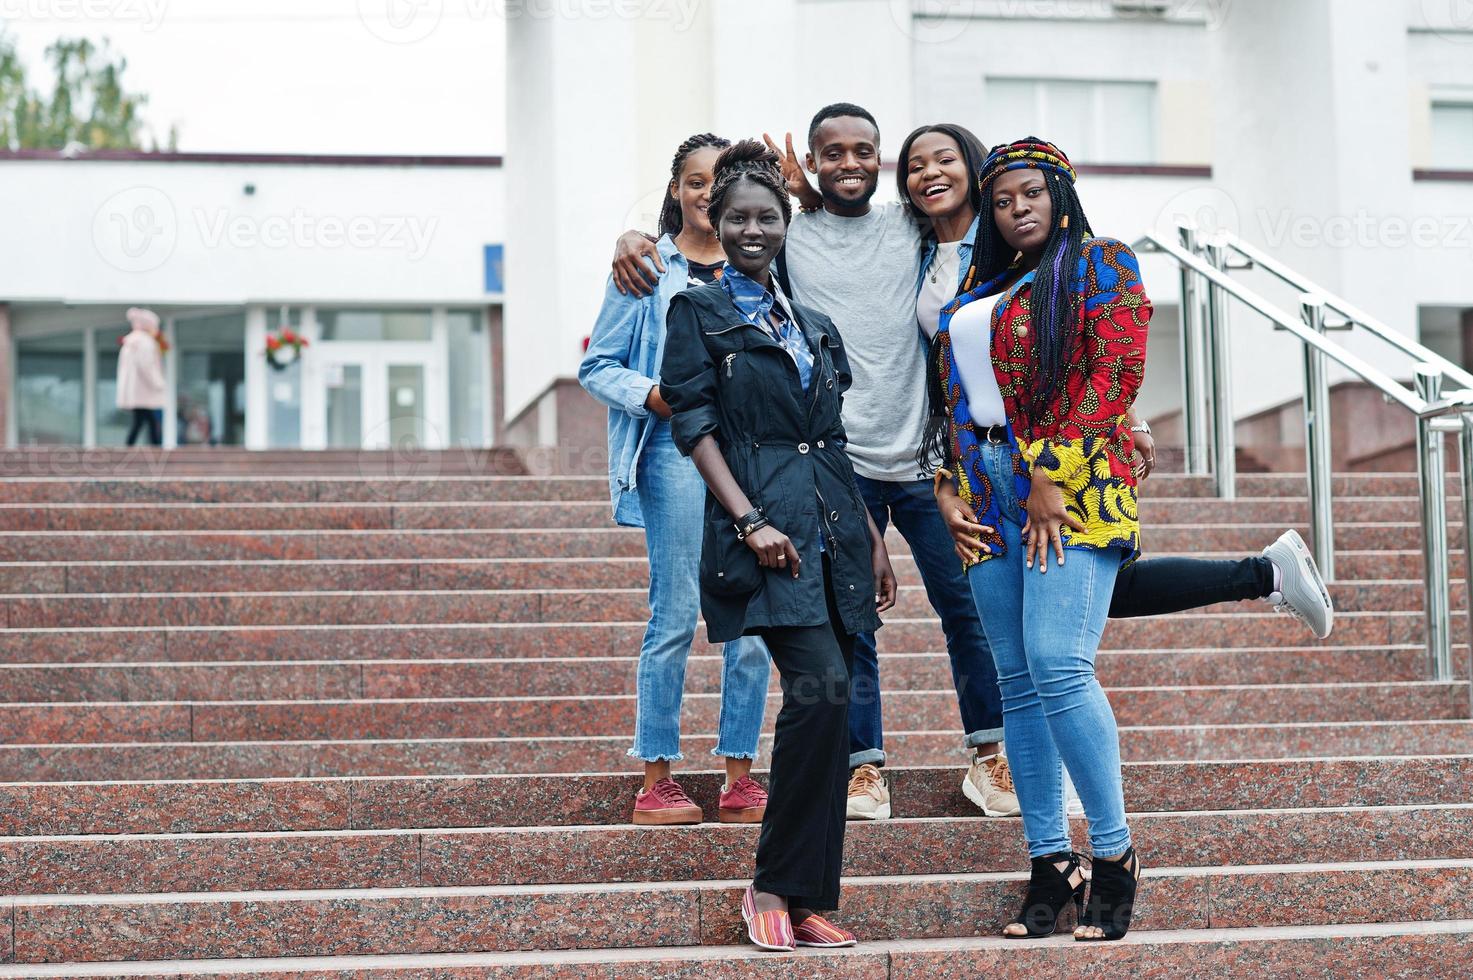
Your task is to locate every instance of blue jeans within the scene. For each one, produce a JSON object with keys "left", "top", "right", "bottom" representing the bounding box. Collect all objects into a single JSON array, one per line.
[
  {"left": 629, "top": 421, "right": 771, "bottom": 762},
  {"left": 849, "top": 475, "right": 1004, "bottom": 768},
  {"left": 965, "top": 442, "right": 1131, "bottom": 859}
]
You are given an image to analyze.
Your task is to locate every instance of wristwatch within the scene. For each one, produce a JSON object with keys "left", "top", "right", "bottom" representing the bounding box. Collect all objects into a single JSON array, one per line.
[{"left": 1130, "top": 421, "right": 1152, "bottom": 435}]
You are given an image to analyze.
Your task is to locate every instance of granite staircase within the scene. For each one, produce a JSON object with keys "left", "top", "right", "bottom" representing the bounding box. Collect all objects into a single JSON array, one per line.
[{"left": 0, "top": 451, "right": 1469, "bottom": 976}]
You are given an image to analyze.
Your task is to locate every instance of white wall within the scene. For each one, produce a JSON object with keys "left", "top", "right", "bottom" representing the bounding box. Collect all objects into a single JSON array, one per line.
[{"left": 0, "top": 160, "right": 503, "bottom": 307}]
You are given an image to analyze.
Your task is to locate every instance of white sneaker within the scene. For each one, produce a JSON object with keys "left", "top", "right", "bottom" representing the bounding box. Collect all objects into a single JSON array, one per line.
[
  {"left": 1063, "top": 769, "right": 1085, "bottom": 817},
  {"left": 962, "top": 753, "right": 1021, "bottom": 817},
  {"left": 845, "top": 763, "right": 891, "bottom": 820},
  {"left": 1263, "top": 529, "right": 1334, "bottom": 639}
]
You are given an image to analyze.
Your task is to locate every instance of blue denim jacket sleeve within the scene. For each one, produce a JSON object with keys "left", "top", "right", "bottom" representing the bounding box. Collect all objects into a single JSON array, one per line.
[
  {"left": 659, "top": 292, "right": 721, "bottom": 456},
  {"left": 578, "top": 275, "right": 657, "bottom": 418}
]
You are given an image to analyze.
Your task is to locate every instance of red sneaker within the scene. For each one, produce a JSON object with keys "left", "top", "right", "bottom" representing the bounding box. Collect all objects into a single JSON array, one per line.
[
  {"left": 632, "top": 777, "right": 702, "bottom": 826},
  {"left": 718, "top": 775, "right": 769, "bottom": 824}
]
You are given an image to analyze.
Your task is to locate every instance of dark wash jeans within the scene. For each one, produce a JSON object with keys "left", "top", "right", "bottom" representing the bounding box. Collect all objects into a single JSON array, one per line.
[
  {"left": 849, "top": 475, "right": 1277, "bottom": 770},
  {"left": 850, "top": 475, "right": 1003, "bottom": 768}
]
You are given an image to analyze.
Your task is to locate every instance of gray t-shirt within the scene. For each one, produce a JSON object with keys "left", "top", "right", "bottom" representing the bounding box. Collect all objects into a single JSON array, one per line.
[{"left": 783, "top": 202, "right": 930, "bottom": 482}]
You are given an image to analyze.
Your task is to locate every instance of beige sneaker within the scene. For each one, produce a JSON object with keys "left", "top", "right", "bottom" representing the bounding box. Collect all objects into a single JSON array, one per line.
[
  {"left": 845, "top": 763, "right": 891, "bottom": 820},
  {"left": 962, "top": 753, "right": 1021, "bottom": 817}
]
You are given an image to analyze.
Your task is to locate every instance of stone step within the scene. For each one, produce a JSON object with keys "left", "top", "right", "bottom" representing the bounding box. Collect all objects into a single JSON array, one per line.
[
  {"left": 1, "top": 804, "right": 1466, "bottom": 896},
  {"left": 4, "top": 719, "right": 1470, "bottom": 782},
  {"left": 2, "top": 758, "right": 1468, "bottom": 836},
  {"left": 1, "top": 681, "right": 1462, "bottom": 745},
  {"left": 0, "top": 549, "right": 1461, "bottom": 595},
  {"left": 0, "top": 476, "right": 605, "bottom": 505},
  {"left": 5, "top": 859, "right": 1472, "bottom": 961},
  {"left": 0, "top": 471, "right": 1456, "bottom": 504},
  {"left": 0, "top": 448, "right": 529, "bottom": 479},
  {"left": 1, "top": 579, "right": 1454, "bottom": 629},
  {"left": 0, "top": 612, "right": 1436, "bottom": 667},
  {"left": 0, "top": 645, "right": 1434, "bottom": 704},
  {"left": 0, "top": 497, "right": 1425, "bottom": 533},
  {"left": 0, "top": 522, "right": 1455, "bottom": 562},
  {"left": 0, "top": 922, "right": 1468, "bottom": 979}
]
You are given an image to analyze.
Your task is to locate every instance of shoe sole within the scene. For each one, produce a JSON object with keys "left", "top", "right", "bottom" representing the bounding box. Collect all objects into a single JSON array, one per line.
[
  {"left": 796, "top": 939, "right": 858, "bottom": 948},
  {"left": 845, "top": 801, "right": 891, "bottom": 820},
  {"left": 632, "top": 806, "right": 702, "bottom": 826},
  {"left": 1266, "top": 529, "right": 1334, "bottom": 639},
  {"left": 718, "top": 805, "right": 765, "bottom": 824},
  {"left": 961, "top": 775, "right": 1021, "bottom": 818}
]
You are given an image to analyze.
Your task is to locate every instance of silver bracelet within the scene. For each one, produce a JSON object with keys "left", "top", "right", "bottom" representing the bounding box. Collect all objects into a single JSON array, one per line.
[{"left": 1130, "top": 423, "right": 1151, "bottom": 435}]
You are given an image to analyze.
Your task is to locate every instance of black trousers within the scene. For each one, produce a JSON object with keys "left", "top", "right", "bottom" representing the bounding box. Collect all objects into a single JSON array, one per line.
[
  {"left": 1109, "top": 556, "right": 1275, "bottom": 618},
  {"left": 752, "top": 557, "right": 854, "bottom": 911},
  {"left": 125, "top": 408, "right": 162, "bottom": 447}
]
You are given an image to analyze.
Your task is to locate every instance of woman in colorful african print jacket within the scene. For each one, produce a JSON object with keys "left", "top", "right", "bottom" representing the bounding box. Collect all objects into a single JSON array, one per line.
[{"left": 919, "top": 138, "right": 1146, "bottom": 942}]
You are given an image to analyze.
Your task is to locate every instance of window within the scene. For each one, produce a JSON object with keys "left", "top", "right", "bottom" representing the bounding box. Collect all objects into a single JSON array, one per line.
[
  {"left": 15, "top": 331, "right": 85, "bottom": 445},
  {"left": 446, "top": 309, "right": 489, "bottom": 447},
  {"left": 985, "top": 78, "right": 1158, "bottom": 164},
  {"left": 176, "top": 312, "right": 246, "bottom": 446},
  {"left": 1431, "top": 102, "right": 1473, "bottom": 169},
  {"left": 317, "top": 309, "right": 432, "bottom": 342},
  {"left": 267, "top": 306, "right": 303, "bottom": 448}
]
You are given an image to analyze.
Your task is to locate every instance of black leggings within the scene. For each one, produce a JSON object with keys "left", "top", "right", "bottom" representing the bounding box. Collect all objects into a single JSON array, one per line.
[
  {"left": 125, "top": 408, "right": 162, "bottom": 446},
  {"left": 752, "top": 557, "right": 855, "bottom": 912},
  {"left": 1108, "top": 556, "right": 1275, "bottom": 618}
]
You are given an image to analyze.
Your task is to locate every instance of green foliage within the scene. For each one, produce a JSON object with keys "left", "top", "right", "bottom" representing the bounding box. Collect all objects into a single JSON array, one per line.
[{"left": 0, "top": 32, "right": 173, "bottom": 151}]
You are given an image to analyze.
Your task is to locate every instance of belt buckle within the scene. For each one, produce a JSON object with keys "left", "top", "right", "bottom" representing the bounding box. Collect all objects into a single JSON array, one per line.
[{"left": 985, "top": 425, "right": 1005, "bottom": 446}]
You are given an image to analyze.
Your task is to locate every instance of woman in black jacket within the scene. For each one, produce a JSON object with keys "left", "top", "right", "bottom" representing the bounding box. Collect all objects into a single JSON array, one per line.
[{"left": 660, "top": 140, "right": 897, "bottom": 952}]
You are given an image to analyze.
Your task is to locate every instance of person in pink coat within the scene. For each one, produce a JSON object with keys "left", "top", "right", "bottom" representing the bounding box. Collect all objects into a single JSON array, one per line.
[{"left": 117, "top": 307, "right": 167, "bottom": 446}]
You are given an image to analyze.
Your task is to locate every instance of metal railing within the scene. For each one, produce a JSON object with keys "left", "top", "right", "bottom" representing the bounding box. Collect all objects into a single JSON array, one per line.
[{"left": 1134, "top": 224, "right": 1473, "bottom": 709}]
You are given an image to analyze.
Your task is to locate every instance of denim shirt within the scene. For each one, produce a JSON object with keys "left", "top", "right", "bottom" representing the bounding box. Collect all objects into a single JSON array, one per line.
[
  {"left": 719, "top": 265, "right": 815, "bottom": 393},
  {"left": 578, "top": 234, "right": 690, "bottom": 528},
  {"left": 919, "top": 212, "right": 983, "bottom": 299}
]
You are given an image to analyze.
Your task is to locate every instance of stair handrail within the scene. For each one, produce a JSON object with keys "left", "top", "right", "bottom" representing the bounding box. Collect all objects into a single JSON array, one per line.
[
  {"left": 1214, "top": 233, "right": 1473, "bottom": 393},
  {"left": 1134, "top": 226, "right": 1469, "bottom": 700}
]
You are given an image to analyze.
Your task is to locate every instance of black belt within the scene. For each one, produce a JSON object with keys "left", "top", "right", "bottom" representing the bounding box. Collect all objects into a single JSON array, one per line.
[{"left": 980, "top": 424, "right": 1008, "bottom": 445}]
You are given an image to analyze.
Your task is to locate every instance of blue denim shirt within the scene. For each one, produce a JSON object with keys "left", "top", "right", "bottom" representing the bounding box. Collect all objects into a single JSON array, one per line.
[
  {"left": 919, "top": 212, "right": 983, "bottom": 297},
  {"left": 719, "top": 265, "right": 815, "bottom": 393},
  {"left": 578, "top": 235, "right": 690, "bottom": 528}
]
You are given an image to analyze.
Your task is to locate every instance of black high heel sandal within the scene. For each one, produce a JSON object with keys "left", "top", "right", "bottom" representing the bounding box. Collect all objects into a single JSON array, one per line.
[
  {"left": 1005, "top": 851, "right": 1086, "bottom": 938},
  {"left": 1077, "top": 846, "right": 1141, "bottom": 941}
]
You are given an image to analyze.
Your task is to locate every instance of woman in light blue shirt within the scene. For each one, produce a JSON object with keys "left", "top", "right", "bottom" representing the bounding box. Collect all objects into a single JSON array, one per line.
[{"left": 579, "top": 134, "right": 772, "bottom": 827}]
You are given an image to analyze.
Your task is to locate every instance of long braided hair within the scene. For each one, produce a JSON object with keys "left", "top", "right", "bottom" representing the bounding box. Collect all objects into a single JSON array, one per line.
[
  {"left": 658, "top": 133, "right": 731, "bottom": 238},
  {"left": 706, "top": 139, "right": 793, "bottom": 227},
  {"left": 917, "top": 138, "right": 1093, "bottom": 470}
]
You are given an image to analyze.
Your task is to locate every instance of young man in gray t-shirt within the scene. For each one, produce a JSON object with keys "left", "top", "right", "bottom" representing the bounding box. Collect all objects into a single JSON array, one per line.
[{"left": 613, "top": 105, "right": 1015, "bottom": 825}]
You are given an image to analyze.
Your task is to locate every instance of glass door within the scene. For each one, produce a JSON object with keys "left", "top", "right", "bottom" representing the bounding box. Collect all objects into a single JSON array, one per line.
[{"left": 313, "top": 345, "right": 443, "bottom": 450}]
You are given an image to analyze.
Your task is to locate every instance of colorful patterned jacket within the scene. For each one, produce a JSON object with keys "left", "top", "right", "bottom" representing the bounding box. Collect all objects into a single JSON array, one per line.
[{"left": 935, "top": 237, "right": 1151, "bottom": 567}]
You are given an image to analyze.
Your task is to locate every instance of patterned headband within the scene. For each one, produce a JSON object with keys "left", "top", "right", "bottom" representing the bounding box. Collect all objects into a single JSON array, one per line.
[{"left": 978, "top": 140, "right": 1077, "bottom": 194}]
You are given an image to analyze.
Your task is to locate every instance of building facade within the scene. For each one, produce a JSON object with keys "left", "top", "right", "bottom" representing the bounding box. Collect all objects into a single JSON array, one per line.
[
  {"left": 3, "top": 0, "right": 1472, "bottom": 459},
  {"left": 0, "top": 153, "right": 504, "bottom": 450}
]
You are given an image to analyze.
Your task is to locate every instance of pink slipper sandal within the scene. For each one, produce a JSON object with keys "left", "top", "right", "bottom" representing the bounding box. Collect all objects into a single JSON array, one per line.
[
  {"left": 794, "top": 913, "right": 857, "bottom": 948},
  {"left": 741, "top": 885, "right": 795, "bottom": 952}
]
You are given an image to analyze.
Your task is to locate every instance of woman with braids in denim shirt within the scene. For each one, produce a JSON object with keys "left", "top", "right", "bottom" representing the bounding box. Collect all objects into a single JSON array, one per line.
[{"left": 579, "top": 134, "right": 773, "bottom": 828}]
